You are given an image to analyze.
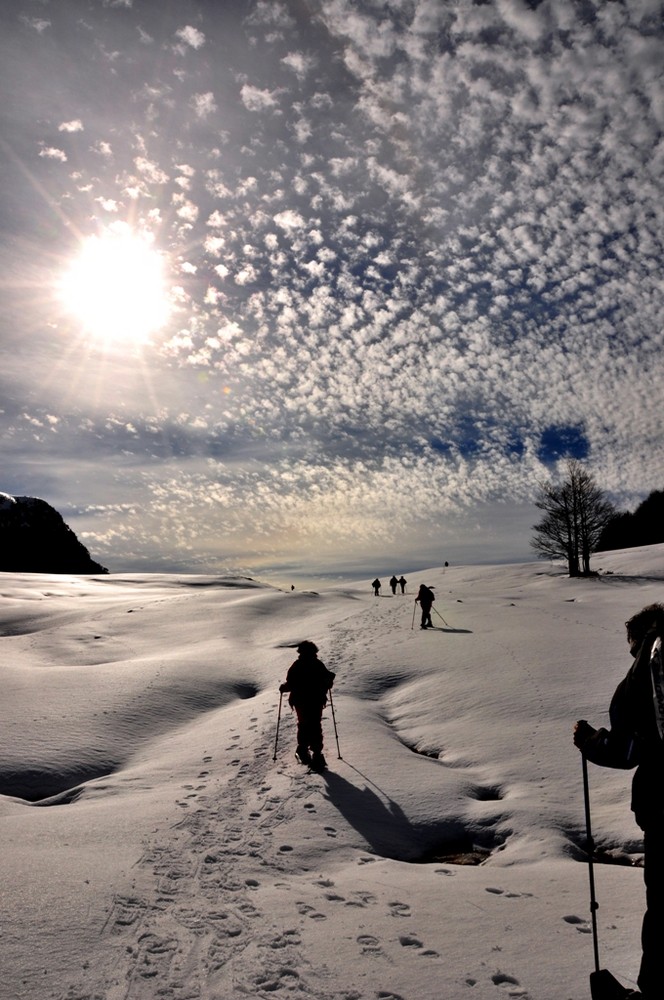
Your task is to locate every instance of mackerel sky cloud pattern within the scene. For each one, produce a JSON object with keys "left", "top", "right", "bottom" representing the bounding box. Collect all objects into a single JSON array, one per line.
[{"left": 1, "top": 0, "right": 662, "bottom": 581}]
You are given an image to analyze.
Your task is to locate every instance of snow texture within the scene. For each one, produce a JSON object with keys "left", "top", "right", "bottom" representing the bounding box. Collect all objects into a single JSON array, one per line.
[{"left": 2, "top": 546, "right": 663, "bottom": 999}]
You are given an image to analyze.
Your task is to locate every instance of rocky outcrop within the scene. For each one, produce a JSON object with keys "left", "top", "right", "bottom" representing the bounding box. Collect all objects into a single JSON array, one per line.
[{"left": 0, "top": 493, "right": 108, "bottom": 574}]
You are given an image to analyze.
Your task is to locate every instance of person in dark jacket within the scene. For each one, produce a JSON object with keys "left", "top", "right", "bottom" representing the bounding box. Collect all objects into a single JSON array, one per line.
[
  {"left": 389, "top": 575, "right": 398, "bottom": 595},
  {"left": 416, "top": 584, "right": 434, "bottom": 629},
  {"left": 280, "top": 641, "right": 335, "bottom": 770},
  {"left": 398, "top": 576, "right": 407, "bottom": 594},
  {"left": 372, "top": 578, "right": 381, "bottom": 596},
  {"left": 574, "top": 603, "right": 664, "bottom": 1000}
]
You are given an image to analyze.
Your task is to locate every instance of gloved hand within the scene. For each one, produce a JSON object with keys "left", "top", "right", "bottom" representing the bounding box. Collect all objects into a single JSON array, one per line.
[
  {"left": 279, "top": 683, "right": 288, "bottom": 693},
  {"left": 573, "top": 719, "right": 595, "bottom": 749}
]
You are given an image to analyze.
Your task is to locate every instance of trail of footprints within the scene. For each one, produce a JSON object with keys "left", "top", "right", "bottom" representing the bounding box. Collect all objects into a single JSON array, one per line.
[{"left": 60, "top": 701, "right": 541, "bottom": 1000}]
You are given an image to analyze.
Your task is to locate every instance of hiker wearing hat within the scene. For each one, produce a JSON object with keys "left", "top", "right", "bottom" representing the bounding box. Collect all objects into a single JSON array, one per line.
[
  {"left": 280, "top": 641, "right": 335, "bottom": 770},
  {"left": 416, "top": 584, "right": 435, "bottom": 629}
]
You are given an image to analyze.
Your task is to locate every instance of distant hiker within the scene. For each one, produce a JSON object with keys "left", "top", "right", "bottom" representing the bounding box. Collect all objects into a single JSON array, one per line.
[
  {"left": 573, "top": 603, "right": 664, "bottom": 1000},
  {"left": 280, "top": 641, "right": 335, "bottom": 771},
  {"left": 398, "top": 576, "right": 407, "bottom": 594},
  {"left": 372, "top": 578, "right": 381, "bottom": 596},
  {"left": 389, "top": 575, "right": 398, "bottom": 595},
  {"left": 416, "top": 584, "right": 434, "bottom": 629}
]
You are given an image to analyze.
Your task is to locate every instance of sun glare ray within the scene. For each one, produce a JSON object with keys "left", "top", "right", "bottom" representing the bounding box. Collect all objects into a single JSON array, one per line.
[{"left": 58, "top": 229, "right": 170, "bottom": 345}]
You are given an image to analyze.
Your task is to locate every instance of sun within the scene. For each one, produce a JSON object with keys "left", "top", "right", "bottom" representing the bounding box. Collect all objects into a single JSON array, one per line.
[{"left": 58, "top": 228, "right": 170, "bottom": 345}]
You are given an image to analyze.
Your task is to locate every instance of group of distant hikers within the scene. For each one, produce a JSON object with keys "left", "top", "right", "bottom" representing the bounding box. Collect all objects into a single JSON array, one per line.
[
  {"left": 278, "top": 586, "right": 664, "bottom": 998},
  {"left": 371, "top": 575, "right": 407, "bottom": 596},
  {"left": 371, "top": 576, "right": 437, "bottom": 629}
]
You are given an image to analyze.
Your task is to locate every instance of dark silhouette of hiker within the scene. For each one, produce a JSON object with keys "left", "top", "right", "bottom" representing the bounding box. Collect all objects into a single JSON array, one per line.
[
  {"left": 389, "top": 575, "right": 398, "bottom": 595},
  {"left": 416, "top": 584, "right": 434, "bottom": 629},
  {"left": 398, "top": 576, "right": 407, "bottom": 594},
  {"left": 280, "top": 641, "right": 335, "bottom": 771},
  {"left": 372, "top": 578, "right": 381, "bottom": 596},
  {"left": 574, "top": 603, "right": 664, "bottom": 999}
]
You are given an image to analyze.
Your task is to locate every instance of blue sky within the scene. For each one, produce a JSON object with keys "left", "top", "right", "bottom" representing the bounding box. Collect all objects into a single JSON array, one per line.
[{"left": 1, "top": 0, "right": 662, "bottom": 584}]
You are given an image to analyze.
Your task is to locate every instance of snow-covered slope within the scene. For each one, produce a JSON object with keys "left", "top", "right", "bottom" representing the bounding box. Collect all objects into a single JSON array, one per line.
[{"left": 1, "top": 548, "right": 662, "bottom": 999}]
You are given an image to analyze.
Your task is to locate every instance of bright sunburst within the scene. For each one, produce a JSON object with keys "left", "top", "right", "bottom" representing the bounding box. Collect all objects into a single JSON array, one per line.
[{"left": 59, "top": 229, "right": 170, "bottom": 345}]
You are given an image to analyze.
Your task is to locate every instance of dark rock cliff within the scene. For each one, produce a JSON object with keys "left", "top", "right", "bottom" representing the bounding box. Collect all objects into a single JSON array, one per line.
[{"left": 0, "top": 493, "right": 108, "bottom": 574}]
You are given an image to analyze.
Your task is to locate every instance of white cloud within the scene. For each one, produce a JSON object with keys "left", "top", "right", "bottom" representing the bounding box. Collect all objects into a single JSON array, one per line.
[
  {"left": 240, "top": 84, "right": 280, "bottom": 112},
  {"left": 175, "top": 25, "right": 205, "bottom": 49},
  {"left": 191, "top": 92, "right": 217, "bottom": 118},
  {"left": 58, "top": 120, "right": 84, "bottom": 133},
  {"left": 281, "top": 52, "right": 315, "bottom": 79},
  {"left": 273, "top": 209, "right": 306, "bottom": 233},
  {"left": 39, "top": 146, "right": 67, "bottom": 161},
  {"left": 495, "top": 0, "right": 547, "bottom": 42},
  {"left": 134, "top": 157, "right": 169, "bottom": 184},
  {"left": 20, "top": 16, "right": 50, "bottom": 33}
]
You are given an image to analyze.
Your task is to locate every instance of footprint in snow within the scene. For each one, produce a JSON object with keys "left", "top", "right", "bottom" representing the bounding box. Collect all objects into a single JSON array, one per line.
[
  {"left": 388, "top": 901, "right": 411, "bottom": 917},
  {"left": 491, "top": 971, "right": 531, "bottom": 996},
  {"left": 563, "top": 914, "right": 591, "bottom": 933},
  {"left": 399, "top": 934, "right": 422, "bottom": 948},
  {"left": 486, "top": 886, "right": 533, "bottom": 899},
  {"left": 296, "top": 901, "right": 326, "bottom": 920},
  {"left": 357, "top": 934, "right": 382, "bottom": 955}
]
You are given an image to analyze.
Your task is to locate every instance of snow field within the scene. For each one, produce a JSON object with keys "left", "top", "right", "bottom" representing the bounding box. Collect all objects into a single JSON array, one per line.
[{"left": 1, "top": 548, "right": 662, "bottom": 999}]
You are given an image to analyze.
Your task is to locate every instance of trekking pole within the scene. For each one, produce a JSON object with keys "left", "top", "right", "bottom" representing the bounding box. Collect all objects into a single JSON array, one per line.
[
  {"left": 411, "top": 602, "right": 417, "bottom": 630},
  {"left": 582, "top": 754, "right": 626, "bottom": 999},
  {"left": 433, "top": 606, "right": 451, "bottom": 627},
  {"left": 273, "top": 691, "right": 283, "bottom": 761},
  {"left": 582, "top": 754, "right": 601, "bottom": 977},
  {"left": 328, "top": 690, "right": 342, "bottom": 759}
]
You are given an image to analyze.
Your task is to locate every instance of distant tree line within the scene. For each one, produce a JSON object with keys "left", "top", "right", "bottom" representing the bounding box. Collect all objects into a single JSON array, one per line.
[{"left": 596, "top": 489, "right": 664, "bottom": 552}]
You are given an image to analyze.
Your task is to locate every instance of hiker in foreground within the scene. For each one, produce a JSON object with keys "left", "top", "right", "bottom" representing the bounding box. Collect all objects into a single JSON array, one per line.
[
  {"left": 415, "top": 583, "right": 434, "bottom": 629},
  {"left": 573, "top": 603, "right": 664, "bottom": 1000},
  {"left": 280, "top": 641, "right": 335, "bottom": 771}
]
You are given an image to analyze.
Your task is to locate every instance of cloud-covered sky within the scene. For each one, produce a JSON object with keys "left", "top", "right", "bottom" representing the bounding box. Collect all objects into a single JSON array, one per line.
[{"left": 1, "top": 0, "right": 663, "bottom": 583}]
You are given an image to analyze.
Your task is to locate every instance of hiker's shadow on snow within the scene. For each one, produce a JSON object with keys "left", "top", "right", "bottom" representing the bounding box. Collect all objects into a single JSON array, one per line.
[
  {"left": 422, "top": 626, "right": 472, "bottom": 634},
  {"left": 320, "top": 767, "right": 417, "bottom": 859}
]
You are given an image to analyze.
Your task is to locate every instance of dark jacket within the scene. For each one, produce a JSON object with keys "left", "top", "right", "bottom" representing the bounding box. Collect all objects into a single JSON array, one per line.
[
  {"left": 416, "top": 585, "right": 434, "bottom": 609},
  {"left": 582, "top": 629, "right": 664, "bottom": 829},
  {"left": 282, "top": 655, "right": 335, "bottom": 710}
]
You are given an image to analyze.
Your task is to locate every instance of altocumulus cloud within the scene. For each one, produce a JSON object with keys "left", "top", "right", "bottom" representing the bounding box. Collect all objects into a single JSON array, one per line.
[{"left": 0, "top": 0, "right": 662, "bottom": 582}]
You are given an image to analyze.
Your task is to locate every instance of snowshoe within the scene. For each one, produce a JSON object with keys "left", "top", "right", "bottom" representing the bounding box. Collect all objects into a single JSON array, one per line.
[
  {"left": 295, "top": 748, "right": 312, "bottom": 766},
  {"left": 310, "top": 752, "right": 327, "bottom": 772}
]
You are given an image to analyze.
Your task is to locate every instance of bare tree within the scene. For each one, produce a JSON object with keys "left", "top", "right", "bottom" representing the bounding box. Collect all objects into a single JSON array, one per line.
[{"left": 531, "top": 460, "right": 616, "bottom": 576}]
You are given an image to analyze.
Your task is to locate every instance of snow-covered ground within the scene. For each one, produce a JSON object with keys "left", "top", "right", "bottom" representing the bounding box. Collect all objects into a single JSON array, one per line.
[{"left": 2, "top": 547, "right": 663, "bottom": 1000}]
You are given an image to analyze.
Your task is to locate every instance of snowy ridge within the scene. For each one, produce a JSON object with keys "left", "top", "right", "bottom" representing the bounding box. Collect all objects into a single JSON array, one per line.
[{"left": 1, "top": 549, "right": 663, "bottom": 999}]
